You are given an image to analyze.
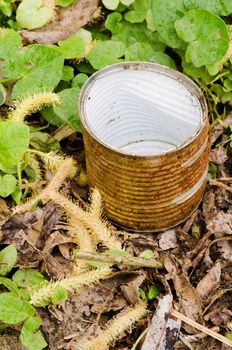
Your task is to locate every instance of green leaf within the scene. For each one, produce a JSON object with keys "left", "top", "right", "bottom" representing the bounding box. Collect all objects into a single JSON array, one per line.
[
  {"left": 0, "top": 120, "right": 29, "bottom": 169},
  {"left": 0, "top": 29, "right": 22, "bottom": 60},
  {"left": 152, "top": 0, "right": 186, "bottom": 48},
  {"left": 175, "top": 9, "right": 228, "bottom": 67},
  {"left": 58, "top": 29, "right": 92, "bottom": 59},
  {"left": 53, "top": 87, "right": 81, "bottom": 130},
  {"left": 0, "top": 293, "right": 34, "bottom": 324},
  {"left": 61, "top": 65, "right": 74, "bottom": 81},
  {"left": 16, "top": 0, "right": 55, "bottom": 30},
  {"left": 125, "top": 42, "right": 176, "bottom": 68},
  {"left": 0, "top": 174, "right": 17, "bottom": 198},
  {"left": 139, "top": 249, "right": 154, "bottom": 259},
  {"left": 56, "top": 0, "right": 75, "bottom": 6},
  {"left": 11, "top": 187, "right": 23, "bottom": 205},
  {"left": 0, "top": 245, "right": 17, "bottom": 276},
  {"left": 72, "top": 73, "right": 88, "bottom": 88},
  {"left": 221, "top": 91, "right": 232, "bottom": 103},
  {"left": 12, "top": 269, "right": 47, "bottom": 288},
  {"left": 0, "top": 84, "right": 6, "bottom": 106},
  {"left": 74, "top": 61, "right": 96, "bottom": 74},
  {"left": 105, "top": 12, "right": 123, "bottom": 34},
  {"left": 183, "top": 0, "right": 232, "bottom": 16},
  {"left": 88, "top": 40, "right": 125, "bottom": 69},
  {"left": 148, "top": 285, "right": 160, "bottom": 300},
  {"left": 18, "top": 288, "right": 31, "bottom": 301},
  {"left": 182, "top": 57, "right": 212, "bottom": 82},
  {"left": 112, "top": 22, "right": 165, "bottom": 51},
  {"left": 102, "top": 0, "right": 120, "bottom": 10},
  {"left": 138, "top": 288, "right": 147, "bottom": 301},
  {"left": 0, "top": 0, "right": 12, "bottom": 17},
  {"left": 0, "top": 277, "right": 19, "bottom": 295},
  {"left": 146, "top": 8, "right": 156, "bottom": 32},
  {"left": 223, "top": 78, "right": 232, "bottom": 91},
  {"left": 121, "top": 0, "right": 135, "bottom": 5},
  {"left": 29, "top": 131, "right": 61, "bottom": 152},
  {"left": 3, "top": 45, "right": 64, "bottom": 99},
  {"left": 50, "top": 286, "right": 68, "bottom": 304},
  {"left": 125, "top": 0, "right": 148, "bottom": 23},
  {"left": 20, "top": 317, "right": 47, "bottom": 350},
  {"left": 40, "top": 107, "right": 64, "bottom": 127}
]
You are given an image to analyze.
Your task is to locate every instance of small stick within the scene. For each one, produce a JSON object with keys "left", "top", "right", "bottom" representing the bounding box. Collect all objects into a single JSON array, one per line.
[
  {"left": 172, "top": 309, "right": 232, "bottom": 348},
  {"left": 209, "top": 179, "right": 232, "bottom": 193},
  {"left": 75, "top": 251, "right": 164, "bottom": 269}
]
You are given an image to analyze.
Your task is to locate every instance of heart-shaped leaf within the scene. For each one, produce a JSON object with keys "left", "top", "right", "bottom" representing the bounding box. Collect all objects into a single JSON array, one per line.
[
  {"left": 20, "top": 317, "right": 47, "bottom": 350},
  {"left": 88, "top": 40, "right": 125, "bottom": 69},
  {"left": 0, "top": 293, "right": 34, "bottom": 324},
  {"left": 175, "top": 9, "right": 228, "bottom": 67},
  {"left": 0, "top": 120, "right": 29, "bottom": 169},
  {"left": 0, "top": 245, "right": 17, "bottom": 276},
  {"left": 183, "top": 0, "right": 232, "bottom": 16},
  {"left": 0, "top": 175, "right": 17, "bottom": 198},
  {"left": 16, "top": 0, "right": 55, "bottom": 30},
  {"left": 152, "top": 0, "right": 186, "bottom": 48}
]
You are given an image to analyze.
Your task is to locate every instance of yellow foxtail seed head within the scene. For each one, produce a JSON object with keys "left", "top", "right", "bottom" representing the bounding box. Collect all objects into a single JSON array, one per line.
[
  {"left": 30, "top": 267, "right": 113, "bottom": 307},
  {"left": 77, "top": 302, "right": 147, "bottom": 350},
  {"left": 88, "top": 188, "right": 102, "bottom": 217},
  {"left": 9, "top": 92, "right": 59, "bottom": 122}
]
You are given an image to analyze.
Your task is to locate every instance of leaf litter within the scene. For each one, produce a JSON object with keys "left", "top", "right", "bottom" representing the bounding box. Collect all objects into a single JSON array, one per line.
[
  {"left": 0, "top": 123, "right": 231, "bottom": 350},
  {"left": 0, "top": 4, "right": 232, "bottom": 350}
]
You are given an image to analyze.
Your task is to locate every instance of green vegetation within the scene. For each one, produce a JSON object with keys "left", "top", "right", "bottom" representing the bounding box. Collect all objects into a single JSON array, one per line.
[{"left": 0, "top": 1, "right": 232, "bottom": 349}]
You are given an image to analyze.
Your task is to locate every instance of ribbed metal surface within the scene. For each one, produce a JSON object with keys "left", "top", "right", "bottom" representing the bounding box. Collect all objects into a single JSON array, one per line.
[{"left": 79, "top": 62, "right": 209, "bottom": 232}]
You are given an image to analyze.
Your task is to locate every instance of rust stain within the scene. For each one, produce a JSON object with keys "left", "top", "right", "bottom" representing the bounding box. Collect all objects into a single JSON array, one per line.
[{"left": 79, "top": 63, "right": 210, "bottom": 232}]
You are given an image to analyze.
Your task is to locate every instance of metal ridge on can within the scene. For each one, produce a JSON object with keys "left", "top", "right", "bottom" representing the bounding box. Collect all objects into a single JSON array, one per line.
[{"left": 78, "top": 62, "right": 210, "bottom": 232}]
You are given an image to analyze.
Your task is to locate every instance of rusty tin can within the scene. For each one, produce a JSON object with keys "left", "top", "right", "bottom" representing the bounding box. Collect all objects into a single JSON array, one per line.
[{"left": 79, "top": 62, "right": 210, "bottom": 232}]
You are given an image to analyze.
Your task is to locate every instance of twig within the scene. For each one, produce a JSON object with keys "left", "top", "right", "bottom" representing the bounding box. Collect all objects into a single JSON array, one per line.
[
  {"left": 131, "top": 328, "right": 148, "bottom": 350},
  {"left": 209, "top": 179, "right": 232, "bottom": 193},
  {"left": 172, "top": 309, "right": 232, "bottom": 348},
  {"left": 218, "top": 177, "right": 232, "bottom": 182},
  {"left": 53, "top": 124, "right": 76, "bottom": 141},
  {"left": 75, "top": 251, "right": 164, "bottom": 269}
]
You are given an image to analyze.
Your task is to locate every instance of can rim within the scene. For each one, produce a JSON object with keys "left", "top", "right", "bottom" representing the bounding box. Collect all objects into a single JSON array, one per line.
[{"left": 78, "top": 61, "right": 208, "bottom": 159}]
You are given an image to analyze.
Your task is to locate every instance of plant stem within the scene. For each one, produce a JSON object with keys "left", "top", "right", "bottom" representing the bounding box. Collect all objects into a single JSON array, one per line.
[
  {"left": 75, "top": 251, "right": 164, "bottom": 269},
  {"left": 131, "top": 328, "right": 148, "bottom": 350},
  {"left": 17, "top": 161, "right": 22, "bottom": 187}
]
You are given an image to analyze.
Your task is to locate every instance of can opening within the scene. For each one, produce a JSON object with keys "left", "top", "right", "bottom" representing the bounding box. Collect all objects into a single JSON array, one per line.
[{"left": 84, "top": 68, "right": 203, "bottom": 155}]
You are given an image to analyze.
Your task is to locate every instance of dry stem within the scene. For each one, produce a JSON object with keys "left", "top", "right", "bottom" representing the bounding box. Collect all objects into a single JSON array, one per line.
[
  {"left": 75, "top": 252, "right": 164, "bottom": 269},
  {"left": 172, "top": 309, "right": 232, "bottom": 348}
]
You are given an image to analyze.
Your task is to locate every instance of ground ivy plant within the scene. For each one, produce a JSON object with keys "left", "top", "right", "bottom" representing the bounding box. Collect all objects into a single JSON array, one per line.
[
  {"left": 0, "top": 244, "right": 67, "bottom": 350},
  {"left": 0, "top": 0, "right": 232, "bottom": 203}
]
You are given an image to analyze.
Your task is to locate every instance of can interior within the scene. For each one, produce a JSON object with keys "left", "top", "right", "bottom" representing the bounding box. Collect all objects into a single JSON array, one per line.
[{"left": 84, "top": 69, "right": 203, "bottom": 155}]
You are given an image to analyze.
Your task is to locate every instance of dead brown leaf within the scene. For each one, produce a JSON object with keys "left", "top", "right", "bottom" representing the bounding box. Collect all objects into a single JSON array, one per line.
[
  {"left": 120, "top": 272, "right": 145, "bottom": 305},
  {"left": 207, "top": 211, "right": 232, "bottom": 235},
  {"left": 0, "top": 198, "right": 10, "bottom": 227},
  {"left": 210, "top": 146, "right": 228, "bottom": 165},
  {"left": 38, "top": 203, "right": 62, "bottom": 248},
  {"left": 164, "top": 256, "right": 202, "bottom": 322},
  {"left": 1, "top": 210, "right": 44, "bottom": 267},
  {"left": 44, "top": 254, "right": 71, "bottom": 277},
  {"left": 20, "top": 0, "right": 99, "bottom": 44},
  {"left": 210, "top": 113, "right": 232, "bottom": 145},
  {"left": 202, "top": 190, "right": 218, "bottom": 224},
  {"left": 142, "top": 294, "right": 181, "bottom": 350},
  {"left": 196, "top": 261, "right": 221, "bottom": 303},
  {"left": 159, "top": 229, "right": 178, "bottom": 250},
  {"left": 42, "top": 231, "right": 74, "bottom": 254},
  {"left": 204, "top": 309, "right": 231, "bottom": 326}
]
